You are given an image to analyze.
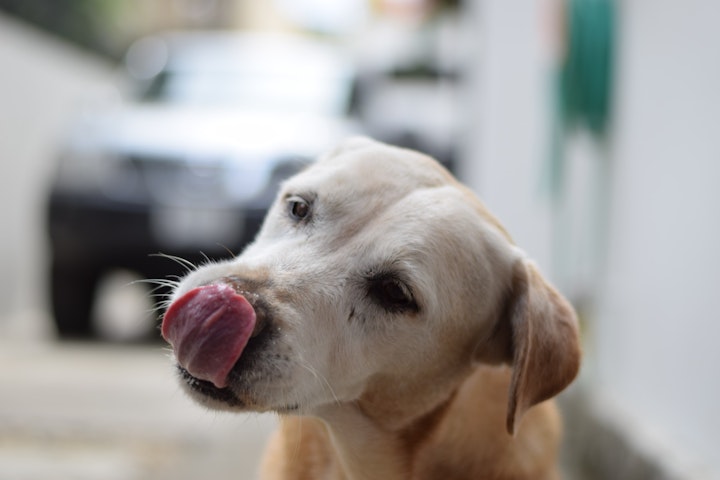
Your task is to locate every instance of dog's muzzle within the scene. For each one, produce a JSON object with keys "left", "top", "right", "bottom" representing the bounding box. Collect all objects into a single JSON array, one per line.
[{"left": 161, "top": 284, "right": 257, "bottom": 388}]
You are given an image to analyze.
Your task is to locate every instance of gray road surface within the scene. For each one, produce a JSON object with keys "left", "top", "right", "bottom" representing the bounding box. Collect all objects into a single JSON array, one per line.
[{"left": 0, "top": 338, "right": 277, "bottom": 480}]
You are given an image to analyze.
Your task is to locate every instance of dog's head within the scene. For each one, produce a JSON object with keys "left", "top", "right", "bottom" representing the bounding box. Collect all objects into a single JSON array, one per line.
[{"left": 162, "top": 137, "right": 580, "bottom": 434}]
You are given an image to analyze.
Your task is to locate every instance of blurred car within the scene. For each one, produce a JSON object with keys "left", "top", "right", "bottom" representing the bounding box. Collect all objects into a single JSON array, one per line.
[
  {"left": 357, "top": 65, "right": 460, "bottom": 171},
  {"left": 351, "top": 12, "right": 464, "bottom": 172},
  {"left": 47, "top": 32, "right": 360, "bottom": 340}
]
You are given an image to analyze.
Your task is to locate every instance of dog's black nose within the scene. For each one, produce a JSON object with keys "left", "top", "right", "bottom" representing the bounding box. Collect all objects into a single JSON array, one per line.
[{"left": 219, "top": 276, "right": 272, "bottom": 339}]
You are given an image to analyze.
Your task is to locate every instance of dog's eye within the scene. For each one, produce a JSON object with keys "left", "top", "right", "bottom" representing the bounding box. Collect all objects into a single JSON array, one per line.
[
  {"left": 288, "top": 197, "right": 310, "bottom": 221},
  {"left": 368, "top": 276, "right": 418, "bottom": 314}
]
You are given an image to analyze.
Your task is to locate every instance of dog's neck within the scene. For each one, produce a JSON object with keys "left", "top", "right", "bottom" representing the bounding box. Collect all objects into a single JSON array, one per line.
[
  {"left": 316, "top": 404, "right": 407, "bottom": 480},
  {"left": 313, "top": 395, "right": 453, "bottom": 480}
]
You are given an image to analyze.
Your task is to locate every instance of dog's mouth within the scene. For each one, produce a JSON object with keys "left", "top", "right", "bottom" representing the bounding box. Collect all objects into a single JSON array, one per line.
[
  {"left": 178, "top": 365, "right": 246, "bottom": 406},
  {"left": 161, "top": 283, "right": 259, "bottom": 389},
  {"left": 162, "top": 281, "right": 298, "bottom": 411},
  {"left": 178, "top": 365, "right": 300, "bottom": 412}
]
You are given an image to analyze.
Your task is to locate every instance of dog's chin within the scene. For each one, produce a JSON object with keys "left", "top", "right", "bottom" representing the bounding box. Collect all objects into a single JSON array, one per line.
[{"left": 177, "top": 366, "right": 300, "bottom": 413}]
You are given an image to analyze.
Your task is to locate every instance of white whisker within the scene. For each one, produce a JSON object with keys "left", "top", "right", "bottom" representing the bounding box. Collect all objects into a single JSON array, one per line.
[
  {"left": 217, "top": 243, "right": 238, "bottom": 258},
  {"left": 299, "top": 360, "right": 341, "bottom": 407},
  {"left": 150, "top": 253, "right": 198, "bottom": 273}
]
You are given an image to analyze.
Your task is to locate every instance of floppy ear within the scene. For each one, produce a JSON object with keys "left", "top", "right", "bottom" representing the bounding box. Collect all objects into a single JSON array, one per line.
[{"left": 479, "top": 259, "right": 581, "bottom": 435}]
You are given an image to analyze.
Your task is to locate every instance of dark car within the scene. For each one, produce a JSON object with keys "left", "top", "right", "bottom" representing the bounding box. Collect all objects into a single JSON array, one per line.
[{"left": 47, "top": 32, "right": 360, "bottom": 340}]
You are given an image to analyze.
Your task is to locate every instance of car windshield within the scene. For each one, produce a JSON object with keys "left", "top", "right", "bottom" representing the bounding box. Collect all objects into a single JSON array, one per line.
[{"left": 139, "top": 38, "right": 354, "bottom": 116}]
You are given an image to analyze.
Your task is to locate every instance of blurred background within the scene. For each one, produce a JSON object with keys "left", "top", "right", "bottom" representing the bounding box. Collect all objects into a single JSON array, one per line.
[{"left": 0, "top": 0, "right": 718, "bottom": 479}]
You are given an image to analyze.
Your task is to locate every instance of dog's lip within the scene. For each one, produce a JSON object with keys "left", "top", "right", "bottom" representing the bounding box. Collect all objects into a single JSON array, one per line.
[
  {"left": 179, "top": 366, "right": 244, "bottom": 406},
  {"left": 179, "top": 366, "right": 300, "bottom": 412}
]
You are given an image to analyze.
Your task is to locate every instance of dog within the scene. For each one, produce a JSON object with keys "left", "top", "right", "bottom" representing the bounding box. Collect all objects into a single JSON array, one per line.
[{"left": 161, "top": 137, "right": 581, "bottom": 480}]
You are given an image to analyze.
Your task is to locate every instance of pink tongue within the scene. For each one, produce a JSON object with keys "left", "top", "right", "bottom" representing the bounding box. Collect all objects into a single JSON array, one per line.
[{"left": 161, "top": 284, "right": 256, "bottom": 388}]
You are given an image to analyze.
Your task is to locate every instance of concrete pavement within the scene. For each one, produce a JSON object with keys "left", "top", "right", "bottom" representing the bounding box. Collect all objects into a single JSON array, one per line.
[{"left": 0, "top": 335, "right": 277, "bottom": 480}]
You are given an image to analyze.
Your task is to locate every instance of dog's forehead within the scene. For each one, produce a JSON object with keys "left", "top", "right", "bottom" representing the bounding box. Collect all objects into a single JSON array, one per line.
[
  {"left": 291, "top": 140, "right": 452, "bottom": 196},
  {"left": 289, "top": 140, "right": 511, "bottom": 240}
]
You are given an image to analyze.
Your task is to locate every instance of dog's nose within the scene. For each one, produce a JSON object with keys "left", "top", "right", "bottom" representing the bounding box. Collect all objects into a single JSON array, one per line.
[
  {"left": 249, "top": 306, "right": 267, "bottom": 338},
  {"left": 220, "top": 276, "right": 270, "bottom": 339}
]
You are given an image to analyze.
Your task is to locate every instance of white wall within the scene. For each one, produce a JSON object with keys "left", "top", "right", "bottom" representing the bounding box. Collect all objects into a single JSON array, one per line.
[
  {"left": 0, "top": 15, "right": 120, "bottom": 325},
  {"left": 461, "top": 0, "right": 555, "bottom": 275},
  {"left": 464, "top": 0, "right": 720, "bottom": 477},
  {"left": 596, "top": 0, "right": 720, "bottom": 475}
]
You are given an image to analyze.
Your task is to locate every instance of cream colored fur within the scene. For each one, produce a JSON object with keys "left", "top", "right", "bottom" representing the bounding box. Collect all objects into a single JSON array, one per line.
[{"left": 168, "top": 137, "right": 581, "bottom": 480}]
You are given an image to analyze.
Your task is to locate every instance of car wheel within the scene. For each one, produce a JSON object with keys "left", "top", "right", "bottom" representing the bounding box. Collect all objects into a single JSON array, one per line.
[{"left": 50, "top": 261, "right": 102, "bottom": 340}]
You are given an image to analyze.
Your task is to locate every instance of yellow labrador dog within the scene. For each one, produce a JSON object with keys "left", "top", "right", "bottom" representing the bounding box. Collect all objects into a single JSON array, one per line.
[{"left": 161, "top": 137, "right": 581, "bottom": 480}]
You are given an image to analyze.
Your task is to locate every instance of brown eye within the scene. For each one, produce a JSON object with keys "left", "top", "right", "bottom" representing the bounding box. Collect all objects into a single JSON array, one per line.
[{"left": 289, "top": 197, "right": 310, "bottom": 220}]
